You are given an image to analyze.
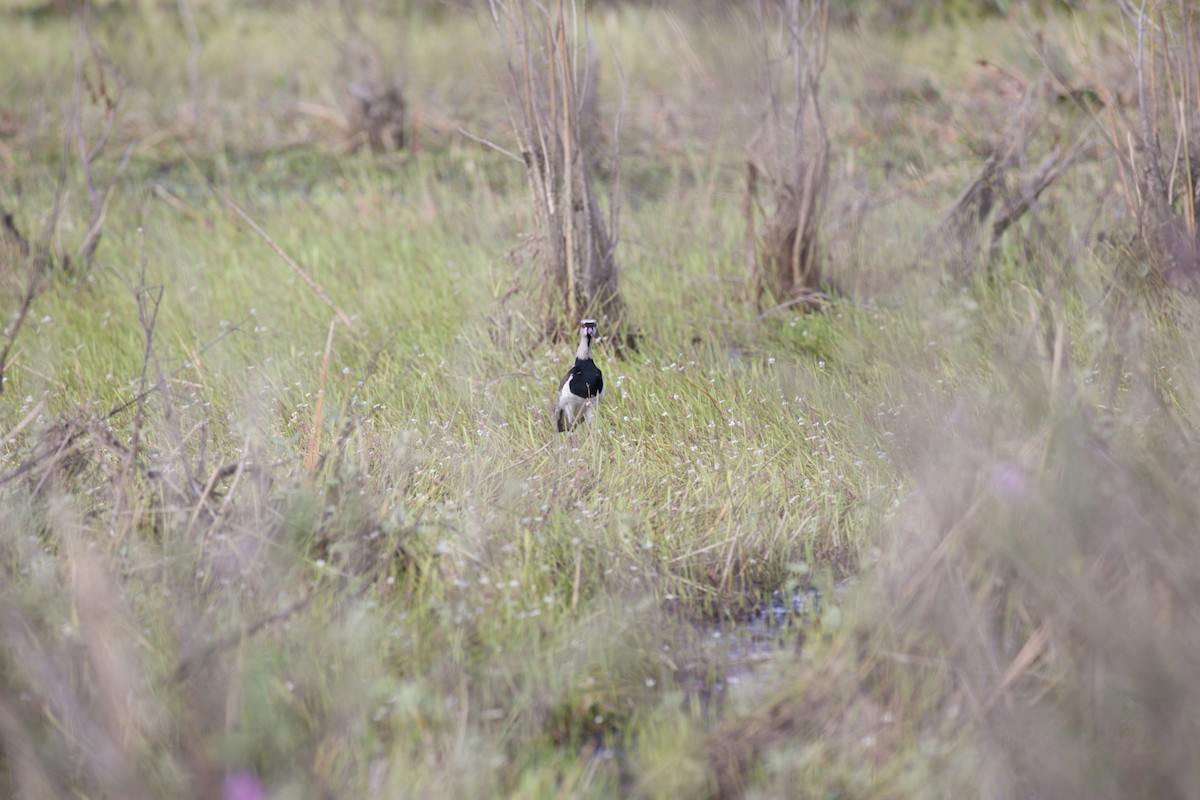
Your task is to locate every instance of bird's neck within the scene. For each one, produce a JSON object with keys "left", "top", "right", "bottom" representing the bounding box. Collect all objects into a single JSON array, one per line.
[{"left": 576, "top": 335, "right": 592, "bottom": 361}]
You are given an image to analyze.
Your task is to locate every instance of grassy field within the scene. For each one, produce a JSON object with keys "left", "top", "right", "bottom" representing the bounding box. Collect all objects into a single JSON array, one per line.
[{"left": 3, "top": 1, "right": 1200, "bottom": 798}]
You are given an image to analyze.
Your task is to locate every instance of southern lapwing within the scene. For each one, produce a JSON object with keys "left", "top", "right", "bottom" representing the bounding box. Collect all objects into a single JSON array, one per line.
[{"left": 555, "top": 318, "right": 604, "bottom": 432}]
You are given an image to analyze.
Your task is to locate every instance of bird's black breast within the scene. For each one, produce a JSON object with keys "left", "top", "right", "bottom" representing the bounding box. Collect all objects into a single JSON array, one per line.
[{"left": 568, "top": 358, "right": 603, "bottom": 398}]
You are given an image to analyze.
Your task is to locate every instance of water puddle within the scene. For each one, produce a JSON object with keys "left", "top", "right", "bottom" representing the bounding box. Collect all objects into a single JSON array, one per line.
[
  {"left": 669, "top": 583, "right": 849, "bottom": 713},
  {"left": 583, "top": 583, "right": 851, "bottom": 789}
]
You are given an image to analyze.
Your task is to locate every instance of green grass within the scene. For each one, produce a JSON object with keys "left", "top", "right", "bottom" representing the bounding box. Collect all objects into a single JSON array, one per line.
[{"left": 3, "top": 2, "right": 1200, "bottom": 798}]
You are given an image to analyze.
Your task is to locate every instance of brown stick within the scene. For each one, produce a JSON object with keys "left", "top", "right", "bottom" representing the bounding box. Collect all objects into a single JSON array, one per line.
[
  {"left": 225, "top": 198, "right": 354, "bottom": 329},
  {"left": 0, "top": 268, "right": 44, "bottom": 396}
]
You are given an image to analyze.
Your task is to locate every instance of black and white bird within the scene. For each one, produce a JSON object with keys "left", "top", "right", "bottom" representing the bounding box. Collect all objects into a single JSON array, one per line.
[{"left": 555, "top": 318, "right": 604, "bottom": 432}]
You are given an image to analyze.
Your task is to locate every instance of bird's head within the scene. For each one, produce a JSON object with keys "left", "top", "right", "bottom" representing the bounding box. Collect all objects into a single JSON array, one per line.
[{"left": 575, "top": 319, "right": 599, "bottom": 359}]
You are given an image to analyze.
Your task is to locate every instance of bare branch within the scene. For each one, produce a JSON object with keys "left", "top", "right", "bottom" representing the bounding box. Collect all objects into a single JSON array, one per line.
[
  {"left": 224, "top": 198, "right": 355, "bottom": 329},
  {"left": 456, "top": 126, "right": 523, "bottom": 162},
  {"left": 72, "top": 15, "right": 127, "bottom": 269}
]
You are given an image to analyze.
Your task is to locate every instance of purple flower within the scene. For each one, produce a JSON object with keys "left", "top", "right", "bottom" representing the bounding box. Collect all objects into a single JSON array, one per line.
[
  {"left": 224, "top": 771, "right": 266, "bottom": 800},
  {"left": 992, "top": 462, "right": 1029, "bottom": 501}
]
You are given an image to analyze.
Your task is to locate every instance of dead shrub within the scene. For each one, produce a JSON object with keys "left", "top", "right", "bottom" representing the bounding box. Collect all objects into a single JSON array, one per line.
[
  {"left": 1116, "top": 2, "right": 1200, "bottom": 292},
  {"left": 487, "top": 0, "right": 633, "bottom": 347},
  {"left": 337, "top": 0, "right": 407, "bottom": 153},
  {"left": 927, "top": 68, "right": 1085, "bottom": 279},
  {"left": 1044, "top": 3, "right": 1200, "bottom": 294},
  {"left": 745, "top": 0, "right": 831, "bottom": 313},
  {"left": 344, "top": 80, "right": 406, "bottom": 153}
]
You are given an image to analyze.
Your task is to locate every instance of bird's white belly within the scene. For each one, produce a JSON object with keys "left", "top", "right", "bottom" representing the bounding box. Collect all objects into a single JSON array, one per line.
[{"left": 558, "top": 382, "right": 601, "bottom": 425}]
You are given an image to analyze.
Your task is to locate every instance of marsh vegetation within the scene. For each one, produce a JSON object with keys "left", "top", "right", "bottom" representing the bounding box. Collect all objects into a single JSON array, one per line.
[{"left": 2, "top": 0, "right": 1200, "bottom": 797}]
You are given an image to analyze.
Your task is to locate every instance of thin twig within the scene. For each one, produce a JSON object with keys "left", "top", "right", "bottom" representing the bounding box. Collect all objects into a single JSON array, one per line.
[
  {"left": 457, "top": 127, "right": 523, "bottom": 162},
  {"left": 224, "top": 198, "right": 354, "bottom": 329},
  {"left": 0, "top": 400, "right": 46, "bottom": 458},
  {"left": 176, "top": 0, "right": 204, "bottom": 126},
  {"left": 0, "top": 268, "right": 45, "bottom": 395},
  {"left": 72, "top": 19, "right": 126, "bottom": 268},
  {"left": 1134, "top": 0, "right": 1168, "bottom": 211}
]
